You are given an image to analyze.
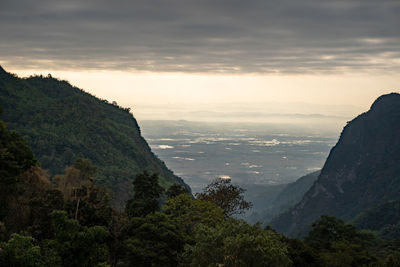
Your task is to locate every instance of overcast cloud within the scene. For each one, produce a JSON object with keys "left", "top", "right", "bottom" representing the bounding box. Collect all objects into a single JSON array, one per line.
[{"left": 1, "top": 0, "right": 399, "bottom": 73}]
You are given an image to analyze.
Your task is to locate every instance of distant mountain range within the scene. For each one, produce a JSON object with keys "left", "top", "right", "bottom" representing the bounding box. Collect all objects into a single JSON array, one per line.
[
  {"left": 132, "top": 101, "right": 363, "bottom": 121},
  {"left": 0, "top": 66, "right": 189, "bottom": 208},
  {"left": 133, "top": 106, "right": 356, "bottom": 129},
  {"left": 271, "top": 93, "right": 400, "bottom": 237}
]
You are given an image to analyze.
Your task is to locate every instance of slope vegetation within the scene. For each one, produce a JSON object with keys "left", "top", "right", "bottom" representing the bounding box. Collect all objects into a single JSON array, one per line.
[{"left": 0, "top": 66, "right": 189, "bottom": 207}]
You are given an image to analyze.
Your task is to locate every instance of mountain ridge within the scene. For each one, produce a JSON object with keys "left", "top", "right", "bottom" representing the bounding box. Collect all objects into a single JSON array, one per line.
[
  {"left": 271, "top": 93, "right": 400, "bottom": 237},
  {"left": 0, "top": 66, "right": 190, "bottom": 207}
]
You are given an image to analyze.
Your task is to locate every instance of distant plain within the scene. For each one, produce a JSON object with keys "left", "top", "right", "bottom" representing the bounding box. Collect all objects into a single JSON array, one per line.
[{"left": 140, "top": 119, "right": 340, "bottom": 193}]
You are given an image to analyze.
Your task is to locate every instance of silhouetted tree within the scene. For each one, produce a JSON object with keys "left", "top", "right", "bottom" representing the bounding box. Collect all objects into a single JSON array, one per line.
[{"left": 195, "top": 178, "right": 252, "bottom": 217}]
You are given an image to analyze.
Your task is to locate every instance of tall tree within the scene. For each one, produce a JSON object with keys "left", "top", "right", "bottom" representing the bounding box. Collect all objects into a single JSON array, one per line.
[
  {"left": 195, "top": 178, "right": 252, "bottom": 217},
  {"left": 125, "top": 171, "right": 164, "bottom": 218}
]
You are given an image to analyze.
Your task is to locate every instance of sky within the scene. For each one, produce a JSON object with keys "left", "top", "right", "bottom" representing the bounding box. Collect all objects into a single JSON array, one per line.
[{"left": 1, "top": 0, "right": 399, "bottom": 120}]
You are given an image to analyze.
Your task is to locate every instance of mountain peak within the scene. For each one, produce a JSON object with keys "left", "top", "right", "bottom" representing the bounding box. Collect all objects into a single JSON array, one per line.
[
  {"left": 369, "top": 92, "right": 400, "bottom": 113},
  {"left": 0, "top": 65, "right": 6, "bottom": 74}
]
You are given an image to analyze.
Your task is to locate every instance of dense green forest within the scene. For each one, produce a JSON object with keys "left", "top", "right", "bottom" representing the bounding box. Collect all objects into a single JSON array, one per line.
[
  {"left": 0, "top": 66, "right": 188, "bottom": 208},
  {"left": 1, "top": 115, "right": 400, "bottom": 266}
]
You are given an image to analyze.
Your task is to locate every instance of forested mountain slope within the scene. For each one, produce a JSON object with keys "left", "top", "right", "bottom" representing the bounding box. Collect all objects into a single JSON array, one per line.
[
  {"left": 244, "top": 171, "right": 319, "bottom": 223},
  {"left": 271, "top": 93, "right": 400, "bottom": 237},
  {"left": 269, "top": 171, "right": 320, "bottom": 217},
  {"left": 0, "top": 66, "right": 189, "bottom": 207}
]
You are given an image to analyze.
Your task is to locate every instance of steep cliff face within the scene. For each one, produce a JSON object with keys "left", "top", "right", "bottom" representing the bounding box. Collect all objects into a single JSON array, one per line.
[
  {"left": 0, "top": 66, "right": 190, "bottom": 207},
  {"left": 271, "top": 93, "right": 400, "bottom": 237}
]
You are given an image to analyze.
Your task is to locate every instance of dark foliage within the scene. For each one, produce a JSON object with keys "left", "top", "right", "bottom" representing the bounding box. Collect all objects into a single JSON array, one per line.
[
  {"left": 305, "top": 215, "right": 380, "bottom": 266},
  {"left": 166, "top": 183, "right": 190, "bottom": 199},
  {"left": 125, "top": 171, "right": 164, "bottom": 218},
  {"left": 284, "top": 238, "right": 322, "bottom": 267},
  {"left": 305, "top": 215, "right": 361, "bottom": 250},
  {"left": 353, "top": 200, "right": 400, "bottom": 240},
  {"left": 0, "top": 119, "right": 38, "bottom": 220},
  {"left": 50, "top": 210, "right": 109, "bottom": 267},
  {"left": 122, "top": 212, "right": 185, "bottom": 267},
  {"left": 196, "top": 178, "right": 252, "bottom": 217}
]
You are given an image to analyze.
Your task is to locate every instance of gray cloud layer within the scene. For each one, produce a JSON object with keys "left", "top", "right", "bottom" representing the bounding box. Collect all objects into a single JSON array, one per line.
[{"left": 1, "top": 0, "right": 399, "bottom": 73}]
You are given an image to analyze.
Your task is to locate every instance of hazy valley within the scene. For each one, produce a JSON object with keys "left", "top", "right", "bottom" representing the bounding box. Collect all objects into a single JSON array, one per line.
[
  {"left": 140, "top": 120, "right": 338, "bottom": 192},
  {"left": 140, "top": 120, "right": 339, "bottom": 221}
]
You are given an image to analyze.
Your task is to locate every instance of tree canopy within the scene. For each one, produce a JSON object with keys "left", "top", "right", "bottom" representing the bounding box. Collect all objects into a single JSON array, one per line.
[
  {"left": 182, "top": 219, "right": 292, "bottom": 267},
  {"left": 125, "top": 171, "right": 164, "bottom": 218},
  {"left": 166, "top": 183, "right": 189, "bottom": 199},
  {"left": 195, "top": 178, "right": 252, "bottom": 217}
]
